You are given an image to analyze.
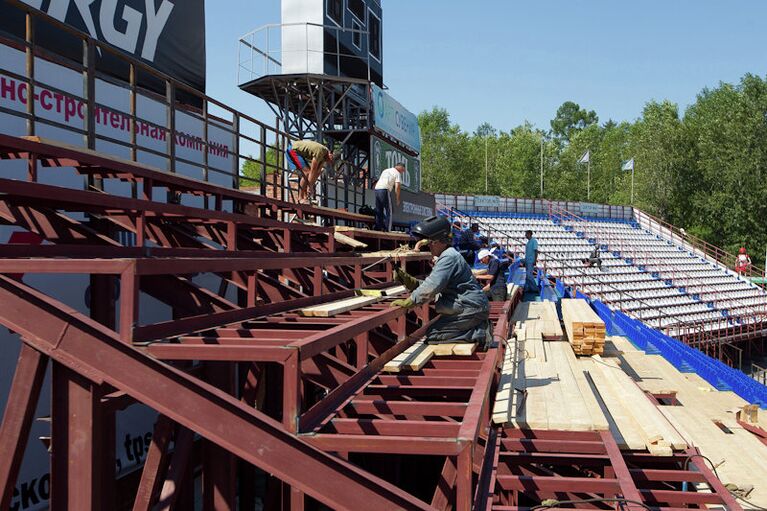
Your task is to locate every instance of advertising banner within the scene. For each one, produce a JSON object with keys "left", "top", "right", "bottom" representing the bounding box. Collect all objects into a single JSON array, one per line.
[
  {"left": 0, "top": 39, "right": 232, "bottom": 510},
  {"left": 392, "top": 188, "right": 435, "bottom": 226},
  {"left": 370, "top": 135, "right": 420, "bottom": 193},
  {"left": 371, "top": 83, "right": 420, "bottom": 152},
  {"left": 474, "top": 195, "right": 501, "bottom": 209},
  {"left": 0, "top": 0, "right": 206, "bottom": 93}
]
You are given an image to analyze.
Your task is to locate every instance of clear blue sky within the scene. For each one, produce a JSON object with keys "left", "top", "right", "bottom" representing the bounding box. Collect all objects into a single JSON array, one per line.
[{"left": 205, "top": 0, "right": 767, "bottom": 134}]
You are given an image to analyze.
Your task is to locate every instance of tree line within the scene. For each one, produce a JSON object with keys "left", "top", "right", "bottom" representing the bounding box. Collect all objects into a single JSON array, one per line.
[{"left": 418, "top": 73, "right": 767, "bottom": 267}]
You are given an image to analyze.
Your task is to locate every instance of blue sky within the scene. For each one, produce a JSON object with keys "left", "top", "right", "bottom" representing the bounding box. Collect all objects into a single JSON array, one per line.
[{"left": 205, "top": 1, "right": 767, "bottom": 134}]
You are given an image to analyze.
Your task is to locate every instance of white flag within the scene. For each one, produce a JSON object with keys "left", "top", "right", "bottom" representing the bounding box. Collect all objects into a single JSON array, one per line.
[
  {"left": 621, "top": 158, "right": 634, "bottom": 171},
  {"left": 578, "top": 150, "right": 590, "bottom": 164}
]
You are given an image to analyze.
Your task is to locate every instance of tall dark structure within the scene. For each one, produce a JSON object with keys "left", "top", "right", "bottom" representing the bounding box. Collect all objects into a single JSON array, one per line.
[{"left": 238, "top": 0, "right": 422, "bottom": 210}]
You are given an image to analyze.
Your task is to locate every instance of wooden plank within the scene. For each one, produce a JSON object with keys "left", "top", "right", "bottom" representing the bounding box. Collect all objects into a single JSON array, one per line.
[
  {"left": 584, "top": 358, "right": 646, "bottom": 449},
  {"left": 334, "top": 232, "right": 368, "bottom": 248},
  {"left": 431, "top": 343, "right": 477, "bottom": 356},
  {"left": 405, "top": 345, "right": 435, "bottom": 371},
  {"left": 592, "top": 356, "right": 686, "bottom": 450},
  {"left": 299, "top": 295, "right": 381, "bottom": 317},
  {"left": 383, "top": 341, "right": 429, "bottom": 373},
  {"left": 358, "top": 285, "right": 407, "bottom": 297}
]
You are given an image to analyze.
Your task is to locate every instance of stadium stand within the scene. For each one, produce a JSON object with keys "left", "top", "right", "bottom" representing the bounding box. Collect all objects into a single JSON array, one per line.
[{"left": 444, "top": 207, "right": 767, "bottom": 345}]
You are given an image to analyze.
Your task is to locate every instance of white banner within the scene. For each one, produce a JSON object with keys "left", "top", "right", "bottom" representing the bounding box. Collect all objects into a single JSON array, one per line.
[{"left": 474, "top": 195, "right": 501, "bottom": 208}]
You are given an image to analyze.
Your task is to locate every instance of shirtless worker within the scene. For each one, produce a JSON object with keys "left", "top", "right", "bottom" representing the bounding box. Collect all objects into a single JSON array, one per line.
[
  {"left": 285, "top": 139, "right": 335, "bottom": 203},
  {"left": 390, "top": 216, "right": 491, "bottom": 347}
]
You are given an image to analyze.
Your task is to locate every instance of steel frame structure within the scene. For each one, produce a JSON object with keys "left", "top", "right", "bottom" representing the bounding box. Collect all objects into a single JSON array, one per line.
[{"left": 474, "top": 428, "right": 742, "bottom": 511}]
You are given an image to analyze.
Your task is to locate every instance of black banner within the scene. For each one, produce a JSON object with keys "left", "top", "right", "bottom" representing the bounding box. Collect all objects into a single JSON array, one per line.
[{"left": 0, "top": 0, "right": 206, "bottom": 94}]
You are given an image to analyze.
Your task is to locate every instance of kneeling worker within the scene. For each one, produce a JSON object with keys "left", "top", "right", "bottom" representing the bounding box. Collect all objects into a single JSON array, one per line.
[{"left": 390, "top": 216, "right": 490, "bottom": 345}]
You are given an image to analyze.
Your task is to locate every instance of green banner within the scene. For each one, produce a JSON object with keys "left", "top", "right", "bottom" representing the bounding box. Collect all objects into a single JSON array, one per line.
[{"left": 371, "top": 136, "right": 421, "bottom": 193}]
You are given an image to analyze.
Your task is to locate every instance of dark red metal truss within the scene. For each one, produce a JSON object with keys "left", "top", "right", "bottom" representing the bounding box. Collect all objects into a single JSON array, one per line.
[{"left": 473, "top": 428, "right": 742, "bottom": 511}]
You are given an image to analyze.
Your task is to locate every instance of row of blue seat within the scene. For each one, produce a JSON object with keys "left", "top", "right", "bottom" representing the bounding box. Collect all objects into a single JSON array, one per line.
[{"left": 589, "top": 299, "right": 767, "bottom": 409}]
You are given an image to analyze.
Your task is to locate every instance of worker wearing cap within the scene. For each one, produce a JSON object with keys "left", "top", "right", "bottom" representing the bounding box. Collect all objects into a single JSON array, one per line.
[
  {"left": 736, "top": 247, "right": 752, "bottom": 275},
  {"left": 478, "top": 248, "right": 509, "bottom": 301},
  {"left": 285, "top": 139, "right": 336, "bottom": 204},
  {"left": 390, "top": 216, "right": 490, "bottom": 346}
]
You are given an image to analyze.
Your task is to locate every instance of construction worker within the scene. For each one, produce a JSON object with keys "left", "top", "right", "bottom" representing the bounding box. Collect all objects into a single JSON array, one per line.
[
  {"left": 478, "top": 248, "right": 509, "bottom": 301},
  {"left": 285, "top": 139, "right": 335, "bottom": 204},
  {"left": 583, "top": 245, "right": 603, "bottom": 270},
  {"left": 391, "top": 216, "right": 490, "bottom": 346},
  {"left": 521, "top": 230, "right": 538, "bottom": 292},
  {"left": 456, "top": 223, "right": 482, "bottom": 265},
  {"left": 373, "top": 163, "right": 405, "bottom": 231},
  {"left": 736, "top": 247, "right": 752, "bottom": 275}
]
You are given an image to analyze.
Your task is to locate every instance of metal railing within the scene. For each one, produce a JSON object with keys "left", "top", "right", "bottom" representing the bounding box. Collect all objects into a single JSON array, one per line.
[
  {"left": 634, "top": 207, "right": 767, "bottom": 287},
  {"left": 238, "top": 22, "right": 373, "bottom": 84},
  {"left": 0, "top": 0, "right": 368, "bottom": 211}
]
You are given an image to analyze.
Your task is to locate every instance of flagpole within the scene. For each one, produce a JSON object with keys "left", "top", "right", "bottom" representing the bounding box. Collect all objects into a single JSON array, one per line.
[
  {"left": 587, "top": 159, "right": 591, "bottom": 201},
  {"left": 540, "top": 135, "right": 544, "bottom": 198},
  {"left": 631, "top": 163, "right": 635, "bottom": 204}
]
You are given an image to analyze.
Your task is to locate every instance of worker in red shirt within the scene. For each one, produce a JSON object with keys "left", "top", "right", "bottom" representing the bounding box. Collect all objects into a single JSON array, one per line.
[{"left": 736, "top": 247, "right": 752, "bottom": 275}]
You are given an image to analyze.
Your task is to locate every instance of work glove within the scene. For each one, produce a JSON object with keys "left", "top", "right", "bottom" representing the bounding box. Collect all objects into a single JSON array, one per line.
[
  {"left": 390, "top": 297, "right": 416, "bottom": 309},
  {"left": 394, "top": 267, "right": 419, "bottom": 291}
]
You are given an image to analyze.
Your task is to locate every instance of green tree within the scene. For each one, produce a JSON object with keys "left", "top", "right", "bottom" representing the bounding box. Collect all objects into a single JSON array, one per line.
[{"left": 550, "top": 101, "right": 599, "bottom": 142}]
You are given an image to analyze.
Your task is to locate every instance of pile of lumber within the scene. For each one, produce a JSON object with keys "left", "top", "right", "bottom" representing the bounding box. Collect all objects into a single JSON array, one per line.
[
  {"left": 493, "top": 320, "right": 608, "bottom": 431},
  {"left": 561, "top": 299, "right": 605, "bottom": 355}
]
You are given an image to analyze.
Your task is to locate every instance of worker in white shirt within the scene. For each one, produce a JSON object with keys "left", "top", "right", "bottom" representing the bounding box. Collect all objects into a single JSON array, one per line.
[{"left": 374, "top": 163, "right": 405, "bottom": 231}]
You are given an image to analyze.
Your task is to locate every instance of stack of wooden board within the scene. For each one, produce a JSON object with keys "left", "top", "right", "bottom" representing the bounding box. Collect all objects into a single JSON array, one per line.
[
  {"left": 492, "top": 321, "right": 608, "bottom": 431},
  {"left": 561, "top": 299, "right": 605, "bottom": 355},
  {"left": 583, "top": 355, "right": 686, "bottom": 455}
]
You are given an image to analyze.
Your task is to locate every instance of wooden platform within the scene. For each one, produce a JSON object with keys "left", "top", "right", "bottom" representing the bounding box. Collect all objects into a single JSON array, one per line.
[
  {"left": 561, "top": 299, "right": 605, "bottom": 355},
  {"left": 509, "top": 301, "right": 564, "bottom": 340}
]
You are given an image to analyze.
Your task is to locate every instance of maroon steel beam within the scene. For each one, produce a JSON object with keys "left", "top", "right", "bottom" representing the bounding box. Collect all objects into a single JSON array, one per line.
[
  {"left": 473, "top": 427, "right": 501, "bottom": 511},
  {"left": 0, "top": 134, "right": 372, "bottom": 225},
  {"left": 0, "top": 345, "right": 48, "bottom": 511},
  {"left": 501, "top": 438, "right": 607, "bottom": 454},
  {"left": 144, "top": 344, "right": 294, "bottom": 362},
  {"left": 50, "top": 363, "right": 108, "bottom": 510},
  {"left": 299, "top": 318, "right": 437, "bottom": 433},
  {"left": 456, "top": 444, "right": 473, "bottom": 511},
  {"left": 347, "top": 400, "right": 468, "bottom": 417},
  {"left": 132, "top": 416, "right": 175, "bottom": 511},
  {"left": 0, "top": 275, "right": 434, "bottom": 511},
  {"left": 0, "top": 178, "right": 333, "bottom": 235},
  {"left": 599, "top": 430, "right": 644, "bottom": 508},
  {"left": 302, "top": 434, "right": 465, "bottom": 456},
  {"left": 639, "top": 489, "right": 725, "bottom": 506},
  {"left": 684, "top": 447, "right": 742, "bottom": 510},
  {"left": 323, "top": 419, "right": 461, "bottom": 437},
  {"left": 431, "top": 456, "right": 457, "bottom": 511},
  {"left": 495, "top": 475, "right": 621, "bottom": 493}
]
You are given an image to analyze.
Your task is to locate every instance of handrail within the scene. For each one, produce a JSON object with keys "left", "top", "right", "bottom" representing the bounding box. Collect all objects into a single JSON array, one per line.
[{"left": 633, "top": 207, "right": 766, "bottom": 284}]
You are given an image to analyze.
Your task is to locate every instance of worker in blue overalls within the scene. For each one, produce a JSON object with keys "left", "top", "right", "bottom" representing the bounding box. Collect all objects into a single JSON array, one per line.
[
  {"left": 390, "top": 216, "right": 491, "bottom": 346},
  {"left": 522, "top": 229, "right": 539, "bottom": 292}
]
